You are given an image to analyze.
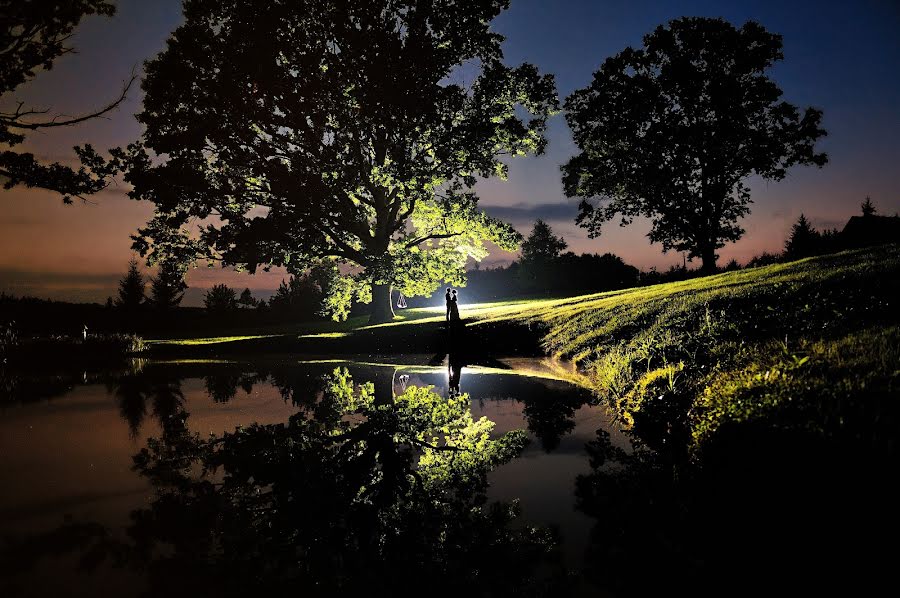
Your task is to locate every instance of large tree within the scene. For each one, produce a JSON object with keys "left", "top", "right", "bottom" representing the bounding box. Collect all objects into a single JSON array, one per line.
[
  {"left": 123, "top": 0, "right": 558, "bottom": 322},
  {"left": 0, "top": 0, "right": 132, "bottom": 203},
  {"left": 562, "top": 17, "right": 827, "bottom": 273}
]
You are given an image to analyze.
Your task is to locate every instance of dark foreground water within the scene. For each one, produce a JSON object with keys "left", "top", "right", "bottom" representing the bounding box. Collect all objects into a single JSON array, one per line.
[
  {"left": 0, "top": 357, "right": 630, "bottom": 597},
  {"left": 2, "top": 356, "right": 897, "bottom": 597}
]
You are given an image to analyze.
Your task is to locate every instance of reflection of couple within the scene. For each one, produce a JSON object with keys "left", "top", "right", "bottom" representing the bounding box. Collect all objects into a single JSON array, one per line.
[
  {"left": 448, "top": 351, "right": 465, "bottom": 397},
  {"left": 444, "top": 287, "right": 461, "bottom": 325}
]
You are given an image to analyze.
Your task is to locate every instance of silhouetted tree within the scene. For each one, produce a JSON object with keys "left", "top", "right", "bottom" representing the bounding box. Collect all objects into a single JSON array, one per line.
[
  {"left": 562, "top": 17, "right": 828, "bottom": 273},
  {"left": 722, "top": 259, "right": 741, "bottom": 272},
  {"left": 519, "top": 219, "right": 567, "bottom": 291},
  {"left": 122, "top": 0, "right": 558, "bottom": 323},
  {"left": 237, "top": 288, "right": 257, "bottom": 309},
  {"left": 746, "top": 252, "right": 782, "bottom": 268},
  {"left": 521, "top": 219, "right": 568, "bottom": 264},
  {"left": 269, "top": 274, "right": 323, "bottom": 320},
  {"left": 819, "top": 227, "right": 842, "bottom": 254},
  {"left": 148, "top": 260, "right": 187, "bottom": 310},
  {"left": 116, "top": 258, "right": 145, "bottom": 309},
  {"left": 203, "top": 284, "right": 237, "bottom": 312},
  {"left": 861, "top": 196, "right": 877, "bottom": 217},
  {"left": 0, "top": 0, "right": 132, "bottom": 203},
  {"left": 784, "top": 214, "right": 822, "bottom": 259}
]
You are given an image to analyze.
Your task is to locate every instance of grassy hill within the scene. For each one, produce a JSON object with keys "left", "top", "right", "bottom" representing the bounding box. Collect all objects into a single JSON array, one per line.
[{"left": 151, "top": 244, "right": 899, "bottom": 454}]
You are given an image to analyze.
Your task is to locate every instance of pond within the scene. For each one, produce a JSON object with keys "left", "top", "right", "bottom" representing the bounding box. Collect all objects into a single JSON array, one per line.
[
  {"left": 2, "top": 355, "right": 895, "bottom": 597},
  {"left": 0, "top": 357, "right": 629, "bottom": 597}
]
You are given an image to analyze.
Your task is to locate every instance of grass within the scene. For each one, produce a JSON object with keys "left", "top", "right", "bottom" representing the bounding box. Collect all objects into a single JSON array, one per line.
[
  {"left": 152, "top": 334, "right": 280, "bottom": 346},
  {"left": 149, "top": 245, "right": 899, "bottom": 454},
  {"left": 516, "top": 244, "right": 900, "bottom": 454}
]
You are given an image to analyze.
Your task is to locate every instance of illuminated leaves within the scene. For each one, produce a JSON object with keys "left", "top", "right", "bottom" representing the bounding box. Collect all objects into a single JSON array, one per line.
[{"left": 122, "top": 0, "right": 557, "bottom": 318}]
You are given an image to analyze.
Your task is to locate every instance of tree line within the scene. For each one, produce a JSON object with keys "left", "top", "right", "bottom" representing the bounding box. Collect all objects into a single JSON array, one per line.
[{"left": 3, "top": 2, "right": 836, "bottom": 322}]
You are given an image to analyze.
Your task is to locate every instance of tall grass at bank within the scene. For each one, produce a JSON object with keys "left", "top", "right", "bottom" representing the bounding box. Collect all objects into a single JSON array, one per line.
[{"left": 503, "top": 245, "right": 899, "bottom": 454}]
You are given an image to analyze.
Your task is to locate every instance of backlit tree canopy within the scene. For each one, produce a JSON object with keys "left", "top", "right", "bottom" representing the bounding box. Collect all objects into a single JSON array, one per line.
[
  {"left": 562, "top": 17, "right": 827, "bottom": 272},
  {"left": 0, "top": 0, "right": 130, "bottom": 203},
  {"left": 124, "top": 0, "right": 558, "bottom": 322}
]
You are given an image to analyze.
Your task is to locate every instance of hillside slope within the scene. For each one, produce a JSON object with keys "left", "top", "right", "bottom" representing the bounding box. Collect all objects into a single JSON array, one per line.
[
  {"left": 513, "top": 244, "right": 899, "bottom": 453},
  {"left": 152, "top": 245, "right": 899, "bottom": 455}
]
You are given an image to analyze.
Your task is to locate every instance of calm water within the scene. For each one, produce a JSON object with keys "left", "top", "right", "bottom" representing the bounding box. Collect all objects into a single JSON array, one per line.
[{"left": 0, "top": 357, "right": 628, "bottom": 597}]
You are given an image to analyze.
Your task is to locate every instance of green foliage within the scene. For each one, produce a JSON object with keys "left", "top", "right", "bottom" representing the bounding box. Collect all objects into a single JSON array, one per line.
[
  {"left": 562, "top": 17, "right": 827, "bottom": 271},
  {"left": 267, "top": 263, "right": 364, "bottom": 322},
  {"left": 120, "top": 0, "right": 558, "bottom": 321},
  {"left": 203, "top": 283, "right": 237, "bottom": 312},
  {"left": 115, "top": 257, "right": 145, "bottom": 309},
  {"left": 318, "top": 267, "right": 368, "bottom": 322},
  {"left": 0, "top": 0, "right": 129, "bottom": 203},
  {"left": 514, "top": 245, "right": 900, "bottom": 455}
]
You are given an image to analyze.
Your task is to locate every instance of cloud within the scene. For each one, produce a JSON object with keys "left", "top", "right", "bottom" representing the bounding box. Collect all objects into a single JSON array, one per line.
[
  {"left": 0, "top": 268, "right": 122, "bottom": 288},
  {"left": 0, "top": 268, "right": 122, "bottom": 303},
  {"left": 480, "top": 201, "right": 579, "bottom": 226}
]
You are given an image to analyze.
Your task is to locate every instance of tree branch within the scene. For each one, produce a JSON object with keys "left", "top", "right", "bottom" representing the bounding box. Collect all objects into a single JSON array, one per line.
[
  {"left": 404, "top": 231, "right": 461, "bottom": 247},
  {"left": 3, "top": 72, "right": 136, "bottom": 130}
]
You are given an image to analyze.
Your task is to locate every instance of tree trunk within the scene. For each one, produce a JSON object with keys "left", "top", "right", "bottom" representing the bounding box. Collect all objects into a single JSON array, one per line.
[
  {"left": 700, "top": 245, "right": 718, "bottom": 274},
  {"left": 372, "top": 367, "right": 396, "bottom": 406},
  {"left": 369, "top": 283, "right": 395, "bottom": 324}
]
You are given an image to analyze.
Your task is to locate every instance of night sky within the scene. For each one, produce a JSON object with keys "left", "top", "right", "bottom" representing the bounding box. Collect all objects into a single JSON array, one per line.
[{"left": 2, "top": 0, "right": 898, "bottom": 305}]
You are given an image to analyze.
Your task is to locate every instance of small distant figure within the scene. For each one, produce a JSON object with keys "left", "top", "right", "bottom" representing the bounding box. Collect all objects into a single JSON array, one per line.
[
  {"left": 397, "top": 374, "right": 410, "bottom": 391},
  {"left": 83, "top": 324, "right": 88, "bottom": 341}
]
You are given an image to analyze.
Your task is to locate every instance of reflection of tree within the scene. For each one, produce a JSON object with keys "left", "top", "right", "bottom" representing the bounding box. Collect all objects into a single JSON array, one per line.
[
  {"left": 113, "top": 373, "right": 186, "bottom": 439},
  {"left": 38, "top": 368, "right": 567, "bottom": 595},
  {"left": 478, "top": 376, "right": 592, "bottom": 452},
  {"left": 203, "top": 373, "right": 240, "bottom": 403},
  {"left": 520, "top": 392, "right": 580, "bottom": 452}
]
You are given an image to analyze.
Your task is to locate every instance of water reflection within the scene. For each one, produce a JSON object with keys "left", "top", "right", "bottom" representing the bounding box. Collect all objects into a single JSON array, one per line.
[{"left": 2, "top": 359, "right": 601, "bottom": 596}]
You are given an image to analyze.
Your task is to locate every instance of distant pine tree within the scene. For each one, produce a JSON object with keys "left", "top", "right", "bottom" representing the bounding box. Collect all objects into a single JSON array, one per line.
[
  {"left": 116, "top": 258, "right": 145, "bottom": 309},
  {"left": 148, "top": 260, "right": 187, "bottom": 310},
  {"left": 784, "top": 214, "right": 822, "bottom": 259},
  {"left": 521, "top": 219, "right": 568, "bottom": 264},
  {"left": 861, "top": 196, "right": 877, "bottom": 217},
  {"left": 520, "top": 219, "right": 567, "bottom": 292},
  {"left": 238, "top": 288, "right": 257, "bottom": 309}
]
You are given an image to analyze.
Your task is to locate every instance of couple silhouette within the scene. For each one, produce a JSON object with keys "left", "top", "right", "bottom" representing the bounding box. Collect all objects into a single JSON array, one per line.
[{"left": 444, "top": 287, "right": 461, "bottom": 326}]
